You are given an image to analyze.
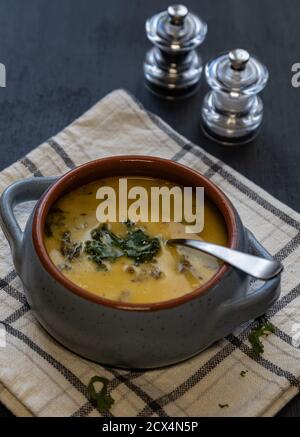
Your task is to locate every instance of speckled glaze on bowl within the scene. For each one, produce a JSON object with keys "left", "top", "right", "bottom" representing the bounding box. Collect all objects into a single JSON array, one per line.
[{"left": 0, "top": 156, "right": 281, "bottom": 368}]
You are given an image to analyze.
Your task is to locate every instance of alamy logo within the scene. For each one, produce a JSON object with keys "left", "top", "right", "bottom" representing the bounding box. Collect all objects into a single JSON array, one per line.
[
  {"left": 0, "top": 63, "right": 6, "bottom": 88},
  {"left": 95, "top": 179, "right": 205, "bottom": 233}
]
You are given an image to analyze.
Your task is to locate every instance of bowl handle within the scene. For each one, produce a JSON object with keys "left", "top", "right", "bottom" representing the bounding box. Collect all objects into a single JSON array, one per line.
[
  {"left": 218, "top": 229, "right": 281, "bottom": 325},
  {"left": 0, "top": 177, "right": 57, "bottom": 272}
]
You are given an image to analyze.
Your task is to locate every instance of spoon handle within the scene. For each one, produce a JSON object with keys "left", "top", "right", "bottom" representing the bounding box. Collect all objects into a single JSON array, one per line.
[{"left": 167, "top": 239, "right": 283, "bottom": 280}]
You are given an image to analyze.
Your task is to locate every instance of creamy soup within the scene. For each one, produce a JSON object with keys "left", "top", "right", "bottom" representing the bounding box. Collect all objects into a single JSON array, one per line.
[{"left": 44, "top": 177, "right": 227, "bottom": 304}]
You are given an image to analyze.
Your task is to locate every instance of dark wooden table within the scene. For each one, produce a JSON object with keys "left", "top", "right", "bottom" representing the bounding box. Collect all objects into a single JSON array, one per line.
[{"left": 0, "top": 0, "right": 299, "bottom": 417}]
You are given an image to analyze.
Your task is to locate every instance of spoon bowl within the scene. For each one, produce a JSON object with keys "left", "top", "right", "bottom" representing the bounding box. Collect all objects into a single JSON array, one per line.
[{"left": 167, "top": 238, "right": 283, "bottom": 280}]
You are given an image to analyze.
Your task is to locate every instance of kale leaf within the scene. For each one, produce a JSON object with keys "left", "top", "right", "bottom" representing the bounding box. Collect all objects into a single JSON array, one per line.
[
  {"left": 84, "top": 224, "right": 161, "bottom": 266},
  {"left": 248, "top": 319, "right": 275, "bottom": 356},
  {"left": 60, "top": 231, "right": 82, "bottom": 261},
  {"left": 122, "top": 229, "right": 161, "bottom": 263},
  {"left": 85, "top": 225, "right": 124, "bottom": 265},
  {"left": 87, "top": 376, "right": 114, "bottom": 414}
]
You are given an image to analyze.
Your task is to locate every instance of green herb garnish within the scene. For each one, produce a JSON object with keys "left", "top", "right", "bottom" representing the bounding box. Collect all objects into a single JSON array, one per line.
[
  {"left": 85, "top": 225, "right": 124, "bottom": 267},
  {"left": 60, "top": 231, "right": 82, "bottom": 261},
  {"left": 88, "top": 376, "right": 114, "bottom": 414},
  {"left": 84, "top": 224, "right": 161, "bottom": 266},
  {"left": 240, "top": 370, "right": 248, "bottom": 378},
  {"left": 248, "top": 320, "right": 275, "bottom": 357},
  {"left": 218, "top": 403, "right": 229, "bottom": 409},
  {"left": 122, "top": 228, "right": 161, "bottom": 263}
]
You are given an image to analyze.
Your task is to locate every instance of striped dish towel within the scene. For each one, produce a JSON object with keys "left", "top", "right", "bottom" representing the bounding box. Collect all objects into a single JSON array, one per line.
[{"left": 0, "top": 89, "right": 299, "bottom": 417}]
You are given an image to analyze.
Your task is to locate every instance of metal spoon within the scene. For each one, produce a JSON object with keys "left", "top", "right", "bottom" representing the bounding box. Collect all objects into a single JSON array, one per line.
[{"left": 167, "top": 239, "right": 283, "bottom": 280}]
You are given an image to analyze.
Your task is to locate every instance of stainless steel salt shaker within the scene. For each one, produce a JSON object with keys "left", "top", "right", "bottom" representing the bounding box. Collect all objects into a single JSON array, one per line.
[
  {"left": 202, "top": 49, "right": 269, "bottom": 144},
  {"left": 144, "top": 4, "right": 207, "bottom": 99}
]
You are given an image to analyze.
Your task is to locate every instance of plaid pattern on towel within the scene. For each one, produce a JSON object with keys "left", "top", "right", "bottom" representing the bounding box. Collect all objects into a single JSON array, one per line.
[{"left": 0, "top": 89, "right": 299, "bottom": 417}]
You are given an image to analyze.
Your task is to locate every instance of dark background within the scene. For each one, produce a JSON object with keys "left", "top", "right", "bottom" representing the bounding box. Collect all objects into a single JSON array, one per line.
[{"left": 0, "top": 0, "right": 299, "bottom": 417}]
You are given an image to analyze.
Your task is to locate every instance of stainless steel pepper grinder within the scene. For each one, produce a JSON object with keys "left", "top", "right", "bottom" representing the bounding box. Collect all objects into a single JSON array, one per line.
[
  {"left": 144, "top": 4, "right": 207, "bottom": 99},
  {"left": 202, "top": 49, "right": 269, "bottom": 145}
]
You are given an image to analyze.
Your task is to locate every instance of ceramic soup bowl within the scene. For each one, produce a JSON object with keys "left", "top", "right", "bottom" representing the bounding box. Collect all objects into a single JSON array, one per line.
[{"left": 0, "top": 156, "right": 281, "bottom": 368}]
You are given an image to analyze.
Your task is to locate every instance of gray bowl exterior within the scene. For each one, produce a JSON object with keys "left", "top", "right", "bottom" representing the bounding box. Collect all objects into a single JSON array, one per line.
[{"left": 0, "top": 177, "right": 281, "bottom": 369}]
